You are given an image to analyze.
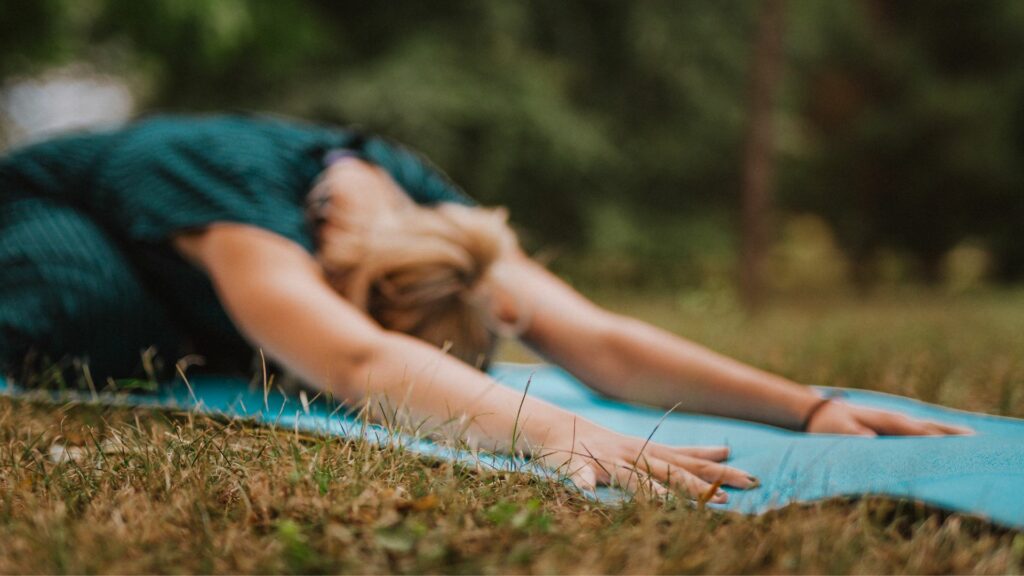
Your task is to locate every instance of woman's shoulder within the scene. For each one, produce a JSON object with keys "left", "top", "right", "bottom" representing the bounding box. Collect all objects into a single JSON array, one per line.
[{"left": 91, "top": 113, "right": 350, "bottom": 251}]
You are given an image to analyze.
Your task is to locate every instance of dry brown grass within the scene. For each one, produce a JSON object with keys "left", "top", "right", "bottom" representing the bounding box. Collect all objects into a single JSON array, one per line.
[{"left": 2, "top": 289, "right": 1023, "bottom": 574}]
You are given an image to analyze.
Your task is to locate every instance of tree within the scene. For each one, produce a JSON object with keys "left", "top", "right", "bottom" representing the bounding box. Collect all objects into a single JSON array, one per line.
[{"left": 740, "top": 0, "right": 785, "bottom": 308}]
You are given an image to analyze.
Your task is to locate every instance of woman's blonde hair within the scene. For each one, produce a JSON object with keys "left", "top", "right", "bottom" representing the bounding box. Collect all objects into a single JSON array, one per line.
[{"left": 311, "top": 171, "right": 519, "bottom": 368}]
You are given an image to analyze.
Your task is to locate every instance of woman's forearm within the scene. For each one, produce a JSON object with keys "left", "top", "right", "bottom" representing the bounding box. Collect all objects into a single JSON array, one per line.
[
  {"left": 567, "top": 314, "right": 822, "bottom": 429},
  {"left": 500, "top": 255, "right": 821, "bottom": 429},
  {"left": 339, "top": 331, "right": 593, "bottom": 455}
]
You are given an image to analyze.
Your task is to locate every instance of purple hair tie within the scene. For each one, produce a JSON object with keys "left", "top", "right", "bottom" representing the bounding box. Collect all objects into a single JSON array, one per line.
[{"left": 323, "top": 148, "right": 362, "bottom": 166}]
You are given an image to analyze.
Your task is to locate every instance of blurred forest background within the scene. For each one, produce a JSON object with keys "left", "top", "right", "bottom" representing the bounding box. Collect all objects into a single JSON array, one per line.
[{"left": 2, "top": 0, "right": 1023, "bottom": 303}]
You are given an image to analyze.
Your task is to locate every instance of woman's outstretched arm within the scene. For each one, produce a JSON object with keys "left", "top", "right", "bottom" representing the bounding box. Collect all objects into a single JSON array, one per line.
[
  {"left": 173, "top": 224, "right": 760, "bottom": 500},
  {"left": 497, "top": 252, "right": 972, "bottom": 436}
]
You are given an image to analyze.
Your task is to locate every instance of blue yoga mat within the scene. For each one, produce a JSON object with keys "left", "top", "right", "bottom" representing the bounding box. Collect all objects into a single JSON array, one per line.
[{"left": 2, "top": 363, "right": 1021, "bottom": 528}]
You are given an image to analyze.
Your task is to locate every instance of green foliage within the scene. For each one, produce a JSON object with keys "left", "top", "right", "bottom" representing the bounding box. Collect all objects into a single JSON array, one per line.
[
  {"left": 780, "top": 0, "right": 1024, "bottom": 283},
  {"left": 0, "top": 0, "right": 72, "bottom": 75},
  {"left": 2, "top": 0, "right": 1022, "bottom": 284},
  {"left": 485, "top": 498, "right": 551, "bottom": 533},
  {"left": 275, "top": 519, "right": 320, "bottom": 573}
]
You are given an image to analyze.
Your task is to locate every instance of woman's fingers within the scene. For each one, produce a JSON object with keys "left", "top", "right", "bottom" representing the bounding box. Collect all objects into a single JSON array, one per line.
[
  {"left": 905, "top": 419, "right": 972, "bottom": 436},
  {"left": 652, "top": 453, "right": 758, "bottom": 488},
  {"left": 859, "top": 410, "right": 971, "bottom": 436},
  {"left": 850, "top": 423, "right": 878, "bottom": 437},
  {"left": 931, "top": 421, "right": 974, "bottom": 435},
  {"left": 647, "top": 444, "right": 757, "bottom": 489},
  {"left": 903, "top": 417, "right": 973, "bottom": 436},
  {"left": 830, "top": 415, "right": 877, "bottom": 436},
  {"left": 555, "top": 437, "right": 757, "bottom": 501},
  {"left": 864, "top": 409, "right": 929, "bottom": 432},
  {"left": 673, "top": 445, "right": 731, "bottom": 462},
  {"left": 636, "top": 456, "right": 716, "bottom": 497},
  {"left": 610, "top": 464, "right": 670, "bottom": 498},
  {"left": 636, "top": 456, "right": 733, "bottom": 502},
  {"left": 569, "top": 462, "right": 599, "bottom": 492},
  {"left": 876, "top": 413, "right": 932, "bottom": 435},
  {"left": 568, "top": 453, "right": 733, "bottom": 503}
]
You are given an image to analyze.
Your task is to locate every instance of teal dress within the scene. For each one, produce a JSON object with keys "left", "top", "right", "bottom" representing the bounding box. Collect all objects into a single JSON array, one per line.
[{"left": 0, "top": 114, "right": 473, "bottom": 381}]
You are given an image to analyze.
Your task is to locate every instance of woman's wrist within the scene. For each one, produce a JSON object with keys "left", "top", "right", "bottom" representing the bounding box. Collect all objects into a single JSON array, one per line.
[
  {"left": 776, "top": 384, "right": 830, "bottom": 430},
  {"left": 790, "top": 388, "right": 847, "bottom": 431},
  {"left": 799, "top": 397, "right": 834, "bottom": 431}
]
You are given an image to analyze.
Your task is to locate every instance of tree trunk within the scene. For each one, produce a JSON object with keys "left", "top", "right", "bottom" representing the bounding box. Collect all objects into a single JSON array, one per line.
[{"left": 740, "top": 0, "right": 785, "bottom": 311}]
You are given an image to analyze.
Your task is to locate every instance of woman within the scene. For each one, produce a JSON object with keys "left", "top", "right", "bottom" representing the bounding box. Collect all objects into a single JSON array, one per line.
[{"left": 0, "top": 114, "right": 969, "bottom": 502}]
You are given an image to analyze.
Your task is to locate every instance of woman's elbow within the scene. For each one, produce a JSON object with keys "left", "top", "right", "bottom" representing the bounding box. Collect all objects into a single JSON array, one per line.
[{"left": 320, "top": 330, "right": 390, "bottom": 401}]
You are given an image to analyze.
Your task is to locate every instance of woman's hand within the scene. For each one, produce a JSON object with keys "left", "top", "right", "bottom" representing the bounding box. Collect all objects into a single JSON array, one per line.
[
  {"left": 806, "top": 401, "right": 974, "bottom": 436},
  {"left": 539, "top": 424, "right": 760, "bottom": 503}
]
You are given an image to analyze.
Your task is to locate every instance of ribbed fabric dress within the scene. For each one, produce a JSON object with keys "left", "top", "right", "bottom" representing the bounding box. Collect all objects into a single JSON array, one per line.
[{"left": 0, "top": 114, "right": 474, "bottom": 381}]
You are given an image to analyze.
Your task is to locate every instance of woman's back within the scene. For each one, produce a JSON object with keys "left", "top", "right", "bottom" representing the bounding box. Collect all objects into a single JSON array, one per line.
[
  {"left": 0, "top": 114, "right": 471, "bottom": 380},
  {"left": 4, "top": 115, "right": 352, "bottom": 247}
]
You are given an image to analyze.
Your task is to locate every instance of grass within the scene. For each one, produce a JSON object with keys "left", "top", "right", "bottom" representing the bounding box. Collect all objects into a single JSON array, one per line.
[{"left": 2, "top": 288, "right": 1024, "bottom": 573}]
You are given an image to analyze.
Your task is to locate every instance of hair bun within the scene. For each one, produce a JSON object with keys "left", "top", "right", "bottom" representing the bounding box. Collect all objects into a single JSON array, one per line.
[{"left": 318, "top": 193, "right": 519, "bottom": 368}]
